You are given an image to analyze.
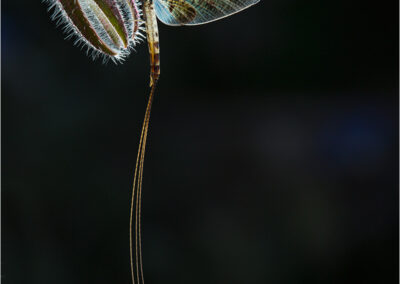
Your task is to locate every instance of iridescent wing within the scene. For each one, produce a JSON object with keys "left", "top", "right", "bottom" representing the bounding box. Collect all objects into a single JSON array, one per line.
[{"left": 154, "top": 0, "right": 259, "bottom": 26}]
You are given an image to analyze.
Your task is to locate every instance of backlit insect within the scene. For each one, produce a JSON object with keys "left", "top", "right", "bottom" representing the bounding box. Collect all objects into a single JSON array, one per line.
[{"left": 45, "top": 0, "right": 259, "bottom": 283}]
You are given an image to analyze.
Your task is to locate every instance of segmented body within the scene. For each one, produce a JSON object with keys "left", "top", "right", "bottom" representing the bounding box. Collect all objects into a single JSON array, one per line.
[
  {"left": 45, "top": 1, "right": 259, "bottom": 284},
  {"left": 143, "top": 1, "right": 161, "bottom": 86}
]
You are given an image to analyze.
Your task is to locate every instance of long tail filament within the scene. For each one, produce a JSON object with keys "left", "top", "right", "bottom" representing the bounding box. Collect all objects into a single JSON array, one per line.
[{"left": 130, "top": 80, "right": 158, "bottom": 284}]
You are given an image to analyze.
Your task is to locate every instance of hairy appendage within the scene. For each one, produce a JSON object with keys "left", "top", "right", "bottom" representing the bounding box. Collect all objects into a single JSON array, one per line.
[{"left": 44, "top": 0, "right": 145, "bottom": 63}]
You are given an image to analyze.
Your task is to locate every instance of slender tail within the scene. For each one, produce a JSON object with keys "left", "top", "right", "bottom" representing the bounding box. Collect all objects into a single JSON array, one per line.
[
  {"left": 129, "top": 81, "right": 158, "bottom": 284},
  {"left": 130, "top": 1, "right": 160, "bottom": 284}
]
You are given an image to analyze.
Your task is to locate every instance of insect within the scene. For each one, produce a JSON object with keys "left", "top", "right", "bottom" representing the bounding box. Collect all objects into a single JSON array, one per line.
[{"left": 45, "top": 0, "right": 259, "bottom": 283}]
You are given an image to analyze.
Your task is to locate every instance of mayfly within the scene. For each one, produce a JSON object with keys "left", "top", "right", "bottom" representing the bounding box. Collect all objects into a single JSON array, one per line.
[{"left": 44, "top": 0, "right": 259, "bottom": 283}]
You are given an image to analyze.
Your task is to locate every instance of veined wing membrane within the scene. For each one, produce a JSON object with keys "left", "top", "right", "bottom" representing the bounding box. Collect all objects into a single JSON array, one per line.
[{"left": 154, "top": 0, "right": 259, "bottom": 26}]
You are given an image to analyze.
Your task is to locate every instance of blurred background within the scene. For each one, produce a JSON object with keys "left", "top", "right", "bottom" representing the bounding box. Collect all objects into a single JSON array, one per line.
[{"left": 2, "top": 0, "right": 398, "bottom": 283}]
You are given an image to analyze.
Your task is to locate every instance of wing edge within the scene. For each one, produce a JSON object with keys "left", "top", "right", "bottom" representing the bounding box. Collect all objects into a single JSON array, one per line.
[{"left": 155, "top": 0, "right": 260, "bottom": 26}]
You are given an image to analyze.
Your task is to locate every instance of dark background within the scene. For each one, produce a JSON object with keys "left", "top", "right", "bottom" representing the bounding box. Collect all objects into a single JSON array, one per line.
[{"left": 2, "top": 0, "right": 398, "bottom": 283}]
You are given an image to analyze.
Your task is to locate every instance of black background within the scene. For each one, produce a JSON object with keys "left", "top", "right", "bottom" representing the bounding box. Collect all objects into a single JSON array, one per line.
[{"left": 2, "top": 0, "right": 399, "bottom": 283}]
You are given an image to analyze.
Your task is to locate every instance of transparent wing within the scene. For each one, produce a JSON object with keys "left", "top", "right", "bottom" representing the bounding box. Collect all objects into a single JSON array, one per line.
[{"left": 154, "top": 0, "right": 259, "bottom": 26}]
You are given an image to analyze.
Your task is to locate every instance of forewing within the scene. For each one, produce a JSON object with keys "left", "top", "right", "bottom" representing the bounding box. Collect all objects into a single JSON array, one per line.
[{"left": 154, "top": 0, "right": 259, "bottom": 26}]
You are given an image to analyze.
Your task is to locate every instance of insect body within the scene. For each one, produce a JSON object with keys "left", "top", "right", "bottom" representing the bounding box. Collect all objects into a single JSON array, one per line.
[{"left": 45, "top": 0, "right": 259, "bottom": 283}]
